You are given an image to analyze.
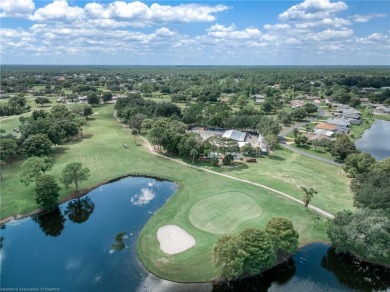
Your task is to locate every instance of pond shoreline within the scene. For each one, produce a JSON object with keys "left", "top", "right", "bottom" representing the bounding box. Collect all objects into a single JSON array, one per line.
[{"left": 0, "top": 173, "right": 175, "bottom": 225}]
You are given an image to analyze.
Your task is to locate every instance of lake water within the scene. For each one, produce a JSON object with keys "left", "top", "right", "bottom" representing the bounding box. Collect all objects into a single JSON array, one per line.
[
  {"left": 1, "top": 177, "right": 389, "bottom": 291},
  {"left": 355, "top": 119, "right": 390, "bottom": 160}
]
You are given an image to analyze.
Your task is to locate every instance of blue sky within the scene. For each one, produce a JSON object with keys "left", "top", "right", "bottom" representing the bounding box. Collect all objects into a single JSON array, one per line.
[{"left": 1, "top": 0, "right": 389, "bottom": 65}]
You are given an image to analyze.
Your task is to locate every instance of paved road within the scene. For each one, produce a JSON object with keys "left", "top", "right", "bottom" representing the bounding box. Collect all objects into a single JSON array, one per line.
[{"left": 278, "top": 121, "right": 342, "bottom": 167}]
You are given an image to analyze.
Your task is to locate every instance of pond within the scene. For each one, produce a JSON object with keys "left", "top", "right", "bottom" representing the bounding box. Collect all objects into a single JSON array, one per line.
[
  {"left": 355, "top": 119, "right": 390, "bottom": 160},
  {"left": 1, "top": 177, "right": 390, "bottom": 291}
]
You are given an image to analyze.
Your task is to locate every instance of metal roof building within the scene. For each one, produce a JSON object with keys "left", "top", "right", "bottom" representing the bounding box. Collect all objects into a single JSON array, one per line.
[{"left": 222, "top": 130, "right": 247, "bottom": 142}]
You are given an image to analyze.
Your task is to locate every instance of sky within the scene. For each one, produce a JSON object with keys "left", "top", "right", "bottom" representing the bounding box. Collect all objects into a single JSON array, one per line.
[{"left": 0, "top": 0, "right": 389, "bottom": 65}]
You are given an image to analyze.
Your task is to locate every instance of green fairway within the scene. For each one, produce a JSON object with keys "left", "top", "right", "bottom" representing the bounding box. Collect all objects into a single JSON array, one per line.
[
  {"left": 0, "top": 103, "right": 346, "bottom": 282},
  {"left": 188, "top": 192, "right": 262, "bottom": 234}
]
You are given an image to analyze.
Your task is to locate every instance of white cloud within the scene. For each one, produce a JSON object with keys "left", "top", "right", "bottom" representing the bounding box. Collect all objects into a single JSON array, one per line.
[
  {"left": 30, "top": 0, "right": 83, "bottom": 22},
  {"left": 28, "top": 0, "right": 229, "bottom": 27},
  {"left": 295, "top": 17, "right": 351, "bottom": 29},
  {"left": 279, "top": 0, "right": 347, "bottom": 21},
  {"left": 351, "top": 13, "right": 387, "bottom": 23},
  {"left": 207, "top": 24, "right": 261, "bottom": 39},
  {"left": 0, "top": 0, "right": 34, "bottom": 18},
  {"left": 306, "top": 29, "right": 353, "bottom": 41}
]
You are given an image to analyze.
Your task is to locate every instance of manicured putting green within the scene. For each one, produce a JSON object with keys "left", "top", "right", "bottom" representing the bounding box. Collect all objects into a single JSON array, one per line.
[{"left": 188, "top": 192, "right": 262, "bottom": 234}]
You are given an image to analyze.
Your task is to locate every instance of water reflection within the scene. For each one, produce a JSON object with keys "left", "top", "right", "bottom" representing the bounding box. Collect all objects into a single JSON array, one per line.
[
  {"left": 131, "top": 188, "right": 156, "bottom": 206},
  {"left": 111, "top": 231, "right": 127, "bottom": 252},
  {"left": 321, "top": 247, "right": 390, "bottom": 291},
  {"left": 33, "top": 207, "right": 66, "bottom": 237},
  {"left": 65, "top": 197, "right": 95, "bottom": 224}
]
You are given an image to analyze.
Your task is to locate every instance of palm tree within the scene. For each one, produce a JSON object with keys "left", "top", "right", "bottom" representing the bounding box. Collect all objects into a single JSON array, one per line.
[
  {"left": 301, "top": 187, "right": 318, "bottom": 208},
  {"left": 190, "top": 148, "right": 198, "bottom": 163}
]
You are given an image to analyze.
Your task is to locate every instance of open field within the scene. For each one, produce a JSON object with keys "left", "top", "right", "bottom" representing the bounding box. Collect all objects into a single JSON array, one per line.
[{"left": 1, "top": 104, "right": 351, "bottom": 282}]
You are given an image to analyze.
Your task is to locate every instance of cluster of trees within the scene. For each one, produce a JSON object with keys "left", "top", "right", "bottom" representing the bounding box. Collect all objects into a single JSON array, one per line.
[
  {"left": 212, "top": 217, "right": 299, "bottom": 281},
  {"left": 13, "top": 105, "right": 92, "bottom": 157},
  {"left": 328, "top": 157, "right": 390, "bottom": 265},
  {"left": 0, "top": 95, "right": 30, "bottom": 116},
  {"left": 19, "top": 157, "right": 91, "bottom": 209}
]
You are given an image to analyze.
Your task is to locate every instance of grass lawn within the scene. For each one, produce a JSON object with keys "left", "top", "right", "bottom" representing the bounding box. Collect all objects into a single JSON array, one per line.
[
  {"left": 374, "top": 114, "right": 390, "bottom": 121},
  {"left": 197, "top": 148, "right": 353, "bottom": 215},
  {"left": 289, "top": 144, "right": 335, "bottom": 160},
  {"left": 1, "top": 103, "right": 346, "bottom": 282}
]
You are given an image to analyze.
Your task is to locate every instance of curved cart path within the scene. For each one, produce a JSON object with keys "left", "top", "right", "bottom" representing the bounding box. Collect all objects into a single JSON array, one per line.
[{"left": 114, "top": 111, "right": 334, "bottom": 219}]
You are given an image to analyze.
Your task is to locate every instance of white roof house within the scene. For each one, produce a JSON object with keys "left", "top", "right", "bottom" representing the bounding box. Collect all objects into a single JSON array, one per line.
[
  {"left": 223, "top": 130, "right": 247, "bottom": 142},
  {"left": 326, "top": 118, "right": 350, "bottom": 127}
]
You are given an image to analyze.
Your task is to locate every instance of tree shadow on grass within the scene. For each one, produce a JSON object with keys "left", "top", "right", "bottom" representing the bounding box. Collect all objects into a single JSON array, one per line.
[
  {"left": 53, "top": 146, "right": 69, "bottom": 156},
  {"left": 219, "top": 162, "right": 249, "bottom": 172},
  {"left": 268, "top": 155, "right": 285, "bottom": 161}
]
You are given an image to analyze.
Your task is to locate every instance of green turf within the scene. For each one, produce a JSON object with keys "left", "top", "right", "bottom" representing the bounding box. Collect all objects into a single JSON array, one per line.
[
  {"left": 188, "top": 192, "right": 262, "bottom": 234},
  {"left": 0, "top": 103, "right": 346, "bottom": 282}
]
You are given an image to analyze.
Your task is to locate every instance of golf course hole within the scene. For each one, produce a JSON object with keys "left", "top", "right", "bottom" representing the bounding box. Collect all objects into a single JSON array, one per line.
[{"left": 188, "top": 192, "right": 262, "bottom": 234}]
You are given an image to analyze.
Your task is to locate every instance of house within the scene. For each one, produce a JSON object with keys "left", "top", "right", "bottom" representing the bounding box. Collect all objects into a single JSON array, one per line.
[
  {"left": 326, "top": 118, "right": 350, "bottom": 128},
  {"left": 374, "top": 106, "right": 390, "bottom": 114},
  {"left": 314, "top": 123, "right": 338, "bottom": 131},
  {"left": 223, "top": 130, "right": 247, "bottom": 142},
  {"left": 253, "top": 94, "right": 265, "bottom": 104},
  {"left": 305, "top": 133, "right": 330, "bottom": 142},
  {"left": 314, "top": 123, "right": 338, "bottom": 137},
  {"left": 290, "top": 100, "right": 306, "bottom": 109},
  {"left": 339, "top": 107, "right": 361, "bottom": 115},
  {"left": 78, "top": 96, "right": 88, "bottom": 102}
]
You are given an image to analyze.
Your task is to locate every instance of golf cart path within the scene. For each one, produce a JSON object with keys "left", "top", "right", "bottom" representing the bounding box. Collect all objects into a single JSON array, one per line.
[{"left": 113, "top": 111, "right": 334, "bottom": 219}]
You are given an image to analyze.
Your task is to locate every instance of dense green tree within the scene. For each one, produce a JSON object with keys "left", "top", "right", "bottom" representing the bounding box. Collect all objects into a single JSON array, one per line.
[
  {"left": 47, "top": 124, "right": 66, "bottom": 145},
  {"left": 264, "top": 134, "right": 278, "bottom": 151},
  {"left": 327, "top": 209, "right": 390, "bottom": 265},
  {"left": 294, "top": 135, "right": 308, "bottom": 146},
  {"left": 303, "top": 103, "right": 318, "bottom": 115},
  {"left": 73, "top": 116, "right": 88, "bottom": 136},
  {"left": 212, "top": 234, "right": 246, "bottom": 281},
  {"left": 239, "top": 228, "right": 276, "bottom": 276},
  {"left": 23, "top": 134, "right": 53, "bottom": 157},
  {"left": 35, "top": 97, "right": 51, "bottom": 107},
  {"left": 343, "top": 152, "right": 376, "bottom": 177},
  {"left": 257, "top": 116, "right": 281, "bottom": 136},
  {"left": 129, "top": 113, "right": 146, "bottom": 133},
  {"left": 34, "top": 174, "right": 61, "bottom": 208},
  {"left": 222, "top": 153, "right": 234, "bottom": 165},
  {"left": 148, "top": 127, "right": 165, "bottom": 151},
  {"left": 265, "top": 217, "right": 299, "bottom": 256},
  {"left": 330, "top": 135, "right": 358, "bottom": 162},
  {"left": 0, "top": 131, "right": 18, "bottom": 163},
  {"left": 60, "top": 162, "right": 91, "bottom": 190},
  {"left": 83, "top": 105, "right": 93, "bottom": 118},
  {"left": 212, "top": 228, "right": 277, "bottom": 281},
  {"left": 290, "top": 107, "right": 308, "bottom": 120},
  {"left": 87, "top": 92, "right": 100, "bottom": 106},
  {"left": 351, "top": 169, "right": 390, "bottom": 213},
  {"left": 19, "top": 156, "right": 53, "bottom": 186},
  {"left": 277, "top": 111, "right": 291, "bottom": 125},
  {"left": 102, "top": 91, "right": 113, "bottom": 103}
]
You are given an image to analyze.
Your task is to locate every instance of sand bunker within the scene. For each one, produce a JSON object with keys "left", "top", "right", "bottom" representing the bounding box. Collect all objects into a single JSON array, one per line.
[{"left": 157, "top": 225, "right": 196, "bottom": 255}]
